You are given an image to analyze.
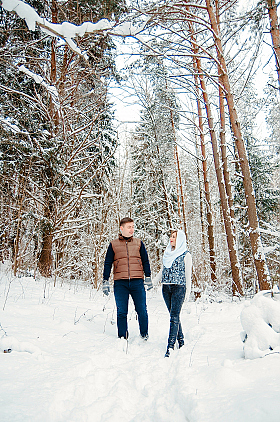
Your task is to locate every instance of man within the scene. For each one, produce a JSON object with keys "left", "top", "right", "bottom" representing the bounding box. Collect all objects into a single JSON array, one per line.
[{"left": 102, "top": 217, "right": 152, "bottom": 340}]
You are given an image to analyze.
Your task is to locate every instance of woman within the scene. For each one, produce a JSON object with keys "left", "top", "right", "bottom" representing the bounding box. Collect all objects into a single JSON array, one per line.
[{"left": 159, "top": 229, "right": 192, "bottom": 357}]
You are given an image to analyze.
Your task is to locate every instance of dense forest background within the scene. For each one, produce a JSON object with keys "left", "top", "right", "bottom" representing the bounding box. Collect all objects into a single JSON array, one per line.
[{"left": 0, "top": 0, "right": 279, "bottom": 298}]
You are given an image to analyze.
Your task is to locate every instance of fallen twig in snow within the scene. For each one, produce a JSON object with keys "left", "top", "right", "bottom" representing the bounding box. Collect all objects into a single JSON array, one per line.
[
  {"left": 3, "top": 276, "right": 14, "bottom": 311},
  {"left": 74, "top": 308, "right": 91, "bottom": 325},
  {"left": 189, "top": 335, "right": 202, "bottom": 367},
  {"left": 0, "top": 323, "right": 8, "bottom": 337}
]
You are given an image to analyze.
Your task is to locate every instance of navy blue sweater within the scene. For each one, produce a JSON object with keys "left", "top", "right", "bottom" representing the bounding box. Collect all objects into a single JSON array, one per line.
[{"left": 103, "top": 238, "right": 151, "bottom": 281}]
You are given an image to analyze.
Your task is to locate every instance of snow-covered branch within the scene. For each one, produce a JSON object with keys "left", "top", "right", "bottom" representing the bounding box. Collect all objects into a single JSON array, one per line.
[
  {"left": 2, "top": 0, "right": 149, "bottom": 59},
  {"left": 19, "top": 65, "right": 59, "bottom": 106},
  {"left": 0, "top": 117, "right": 29, "bottom": 135}
]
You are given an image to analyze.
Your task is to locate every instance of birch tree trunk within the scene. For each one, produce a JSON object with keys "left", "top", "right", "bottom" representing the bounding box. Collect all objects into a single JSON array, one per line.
[{"left": 206, "top": 0, "right": 271, "bottom": 291}]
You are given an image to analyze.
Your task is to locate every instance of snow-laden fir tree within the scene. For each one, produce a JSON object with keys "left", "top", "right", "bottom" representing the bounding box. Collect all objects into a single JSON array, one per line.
[{"left": 0, "top": 0, "right": 126, "bottom": 282}]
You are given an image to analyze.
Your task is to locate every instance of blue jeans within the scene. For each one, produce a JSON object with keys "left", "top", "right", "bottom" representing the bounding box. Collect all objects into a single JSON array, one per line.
[
  {"left": 114, "top": 279, "right": 148, "bottom": 338},
  {"left": 162, "top": 284, "right": 186, "bottom": 349}
]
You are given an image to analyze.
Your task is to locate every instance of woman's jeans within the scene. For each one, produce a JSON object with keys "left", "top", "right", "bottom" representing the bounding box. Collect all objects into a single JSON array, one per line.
[
  {"left": 162, "top": 284, "right": 186, "bottom": 349},
  {"left": 114, "top": 278, "right": 148, "bottom": 339}
]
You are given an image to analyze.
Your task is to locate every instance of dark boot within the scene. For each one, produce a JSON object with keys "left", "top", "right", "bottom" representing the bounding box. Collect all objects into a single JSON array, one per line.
[
  {"left": 177, "top": 321, "right": 184, "bottom": 348},
  {"left": 178, "top": 338, "right": 184, "bottom": 348},
  {"left": 164, "top": 345, "right": 174, "bottom": 358}
]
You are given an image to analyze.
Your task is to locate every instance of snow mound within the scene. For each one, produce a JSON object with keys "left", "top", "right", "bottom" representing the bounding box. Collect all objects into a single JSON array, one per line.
[
  {"left": 0, "top": 335, "right": 43, "bottom": 358},
  {"left": 240, "top": 290, "right": 280, "bottom": 359}
]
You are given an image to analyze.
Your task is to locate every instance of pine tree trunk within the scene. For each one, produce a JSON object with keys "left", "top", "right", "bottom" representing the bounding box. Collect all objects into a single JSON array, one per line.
[
  {"left": 38, "top": 227, "right": 53, "bottom": 278},
  {"left": 13, "top": 174, "right": 24, "bottom": 276},
  {"left": 266, "top": 0, "right": 280, "bottom": 87},
  {"left": 13, "top": 161, "right": 32, "bottom": 275},
  {"left": 195, "top": 138, "right": 206, "bottom": 254},
  {"left": 218, "top": 82, "right": 236, "bottom": 230},
  {"left": 216, "top": 7, "right": 236, "bottom": 235},
  {"left": 174, "top": 145, "right": 182, "bottom": 223},
  {"left": 206, "top": 0, "right": 271, "bottom": 291},
  {"left": 38, "top": 196, "right": 54, "bottom": 277},
  {"left": 193, "top": 69, "right": 217, "bottom": 285},
  {"left": 38, "top": 168, "right": 55, "bottom": 278},
  {"left": 190, "top": 26, "right": 243, "bottom": 295},
  {"left": 195, "top": 133, "right": 208, "bottom": 289},
  {"left": 50, "top": 0, "right": 59, "bottom": 130},
  {"left": 37, "top": 0, "right": 58, "bottom": 278}
]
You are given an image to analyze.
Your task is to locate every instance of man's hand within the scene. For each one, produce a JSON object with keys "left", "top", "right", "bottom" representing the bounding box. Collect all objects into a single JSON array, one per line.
[
  {"left": 102, "top": 280, "right": 110, "bottom": 296},
  {"left": 144, "top": 276, "right": 153, "bottom": 291}
]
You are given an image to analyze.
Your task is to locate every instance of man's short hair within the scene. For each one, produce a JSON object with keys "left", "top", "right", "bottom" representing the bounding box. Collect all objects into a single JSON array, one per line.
[{"left": 120, "top": 217, "right": 134, "bottom": 227}]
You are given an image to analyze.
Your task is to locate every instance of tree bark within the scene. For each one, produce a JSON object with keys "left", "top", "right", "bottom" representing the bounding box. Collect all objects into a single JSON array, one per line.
[
  {"left": 38, "top": 225, "right": 53, "bottom": 278},
  {"left": 174, "top": 145, "right": 182, "bottom": 223},
  {"left": 195, "top": 137, "right": 207, "bottom": 255},
  {"left": 215, "top": 4, "right": 236, "bottom": 238},
  {"left": 266, "top": 0, "right": 280, "bottom": 87},
  {"left": 37, "top": 0, "right": 59, "bottom": 278},
  {"left": 193, "top": 68, "right": 217, "bottom": 285},
  {"left": 38, "top": 191, "right": 54, "bottom": 278},
  {"left": 13, "top": 174, "right": 24, "bottom": 276},
  {"left": 206, "top": 0, "right": 271, "bottom": 291},
  {"left": 189, "top": 20, "right": 243, "bottom": 295},
  {"left": 50, "top": 0, "right": 59, "bottom": 131}
]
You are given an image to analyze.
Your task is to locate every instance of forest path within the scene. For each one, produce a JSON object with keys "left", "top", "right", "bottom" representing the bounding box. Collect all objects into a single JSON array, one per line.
[{"left": 1, "top": 275, "right": 280, "bottom": 421}]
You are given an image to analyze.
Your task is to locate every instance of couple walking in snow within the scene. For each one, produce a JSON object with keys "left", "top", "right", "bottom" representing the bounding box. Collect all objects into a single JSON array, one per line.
[{"left": 102, "top": 217, "right": 192, "bottom": 357}]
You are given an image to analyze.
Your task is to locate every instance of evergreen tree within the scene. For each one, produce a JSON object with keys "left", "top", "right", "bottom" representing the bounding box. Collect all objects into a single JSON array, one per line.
[{"left": 0, "top": 0, "right": 125, "bottom": 279}]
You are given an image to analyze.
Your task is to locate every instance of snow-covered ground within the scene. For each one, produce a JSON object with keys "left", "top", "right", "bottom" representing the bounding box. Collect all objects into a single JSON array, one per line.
[{"left": 0, "top": 267, "right": 280, "bottom": 422}]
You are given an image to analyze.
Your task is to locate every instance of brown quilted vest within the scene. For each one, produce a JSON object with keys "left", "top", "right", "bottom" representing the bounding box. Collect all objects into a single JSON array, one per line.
[{"left": 111, "top": 235, "right": 144, "bottom": 280}]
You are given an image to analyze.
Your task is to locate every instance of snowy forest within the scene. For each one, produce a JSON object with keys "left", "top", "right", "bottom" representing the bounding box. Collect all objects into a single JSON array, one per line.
[
  {"left": 0, "top": 0, "right": 280, "bottom": 296},
  {"left": 1, "top": 1, "right": 280, "bottom": 421}
]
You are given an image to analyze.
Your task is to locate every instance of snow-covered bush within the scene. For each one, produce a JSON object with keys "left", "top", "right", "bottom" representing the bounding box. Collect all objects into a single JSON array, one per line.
[{"left": 240, "top": 290, "right": 280, "bottom": 359}]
